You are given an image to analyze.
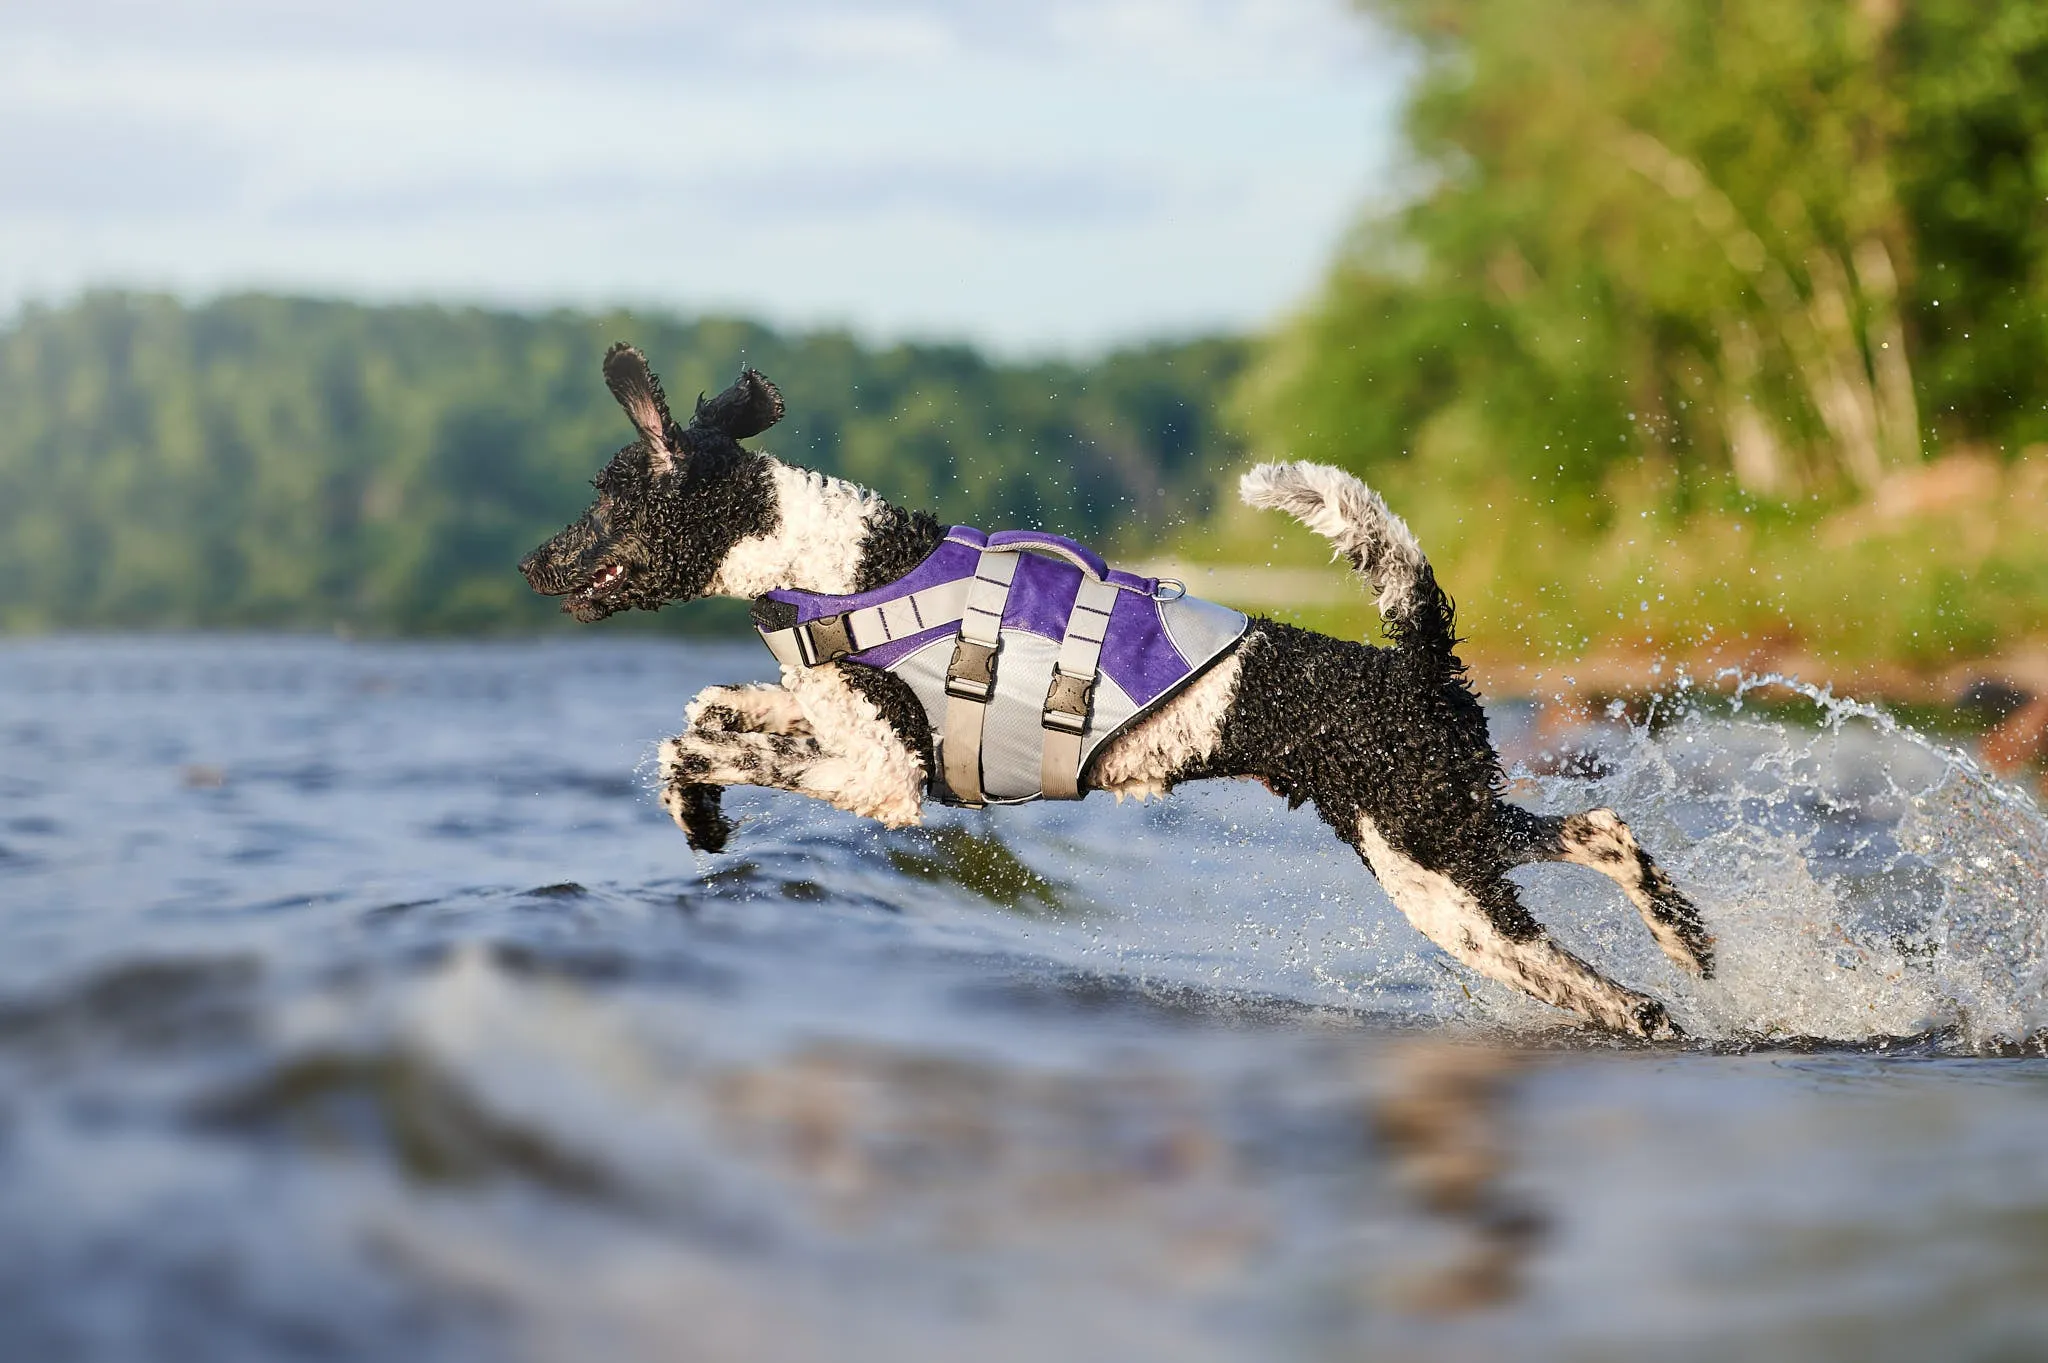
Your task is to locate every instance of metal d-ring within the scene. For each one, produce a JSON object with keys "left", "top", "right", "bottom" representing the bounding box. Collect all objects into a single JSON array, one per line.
[{"left": 1152, "top": 578, "right": 1187, "bottom": 601}]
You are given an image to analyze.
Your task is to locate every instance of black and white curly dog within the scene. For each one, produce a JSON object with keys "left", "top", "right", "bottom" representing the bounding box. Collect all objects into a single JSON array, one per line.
[{"left": 520, "top": 346, "right": 1713, "bottom": 1039}]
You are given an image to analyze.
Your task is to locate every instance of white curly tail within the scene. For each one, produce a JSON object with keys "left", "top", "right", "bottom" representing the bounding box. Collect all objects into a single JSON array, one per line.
[{"left": 1239, "top": 461, "right": 1432, "bottom": 626}]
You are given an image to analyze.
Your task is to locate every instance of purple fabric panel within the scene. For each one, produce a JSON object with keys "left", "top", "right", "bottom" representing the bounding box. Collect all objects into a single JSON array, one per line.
[
  {"left": 756, "top": 521, "right": 1205, "bottom": 697},
  {"left": 844, "top": 543, "right": 1084, "bottom": 669},
  {"left": 998, "top": 552, "right": 1082, "bottom": 642},
  {"left": 760, "top": 526, "right": 984, "bottom": 623},
  {"left": 1098, "top": 592, "right": 1192, "bottom": 707},
  {"left": 846, "top": 623, "right": 956, "bottom": 671}
]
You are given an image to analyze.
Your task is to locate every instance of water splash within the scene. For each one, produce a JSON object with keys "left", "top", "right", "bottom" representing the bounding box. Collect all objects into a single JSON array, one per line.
[{"left": 1515, "top": 671, "right": 2048, "bottom": 1050}]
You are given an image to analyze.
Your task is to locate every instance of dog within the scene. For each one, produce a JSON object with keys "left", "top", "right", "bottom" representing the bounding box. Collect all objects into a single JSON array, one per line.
[{"left": 519, "top": 346, "right": 1713, "bottom": 1038}]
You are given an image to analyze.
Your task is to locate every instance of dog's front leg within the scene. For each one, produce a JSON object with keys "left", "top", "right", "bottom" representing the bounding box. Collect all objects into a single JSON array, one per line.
[
  {"left": 685, "top": 683, "right": 810, "bottom": 738},
  {"left": 658, "top": 726, "right": 823, "bottom": 851},
  {"left": 658, "top": 672, "right": 925, "bottom": 848},
  {"left": 659, "top": 683, "right": 810, "bottom": 852},
  {"left": 657, "top": 727, "right": 925, "bottom": 842}
]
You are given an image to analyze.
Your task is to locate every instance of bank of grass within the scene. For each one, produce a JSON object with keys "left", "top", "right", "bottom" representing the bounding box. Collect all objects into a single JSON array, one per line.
[{"left": 1178, "top": 449, "right": 2048, "bottom": 698}]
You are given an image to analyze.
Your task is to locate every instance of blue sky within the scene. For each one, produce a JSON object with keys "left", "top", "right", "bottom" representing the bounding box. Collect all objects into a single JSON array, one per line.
[{"left": 0, "top": 0, "right": 1405, "bottom": 353}]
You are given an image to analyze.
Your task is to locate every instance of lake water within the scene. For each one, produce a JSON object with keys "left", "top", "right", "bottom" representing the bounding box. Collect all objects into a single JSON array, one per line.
[{"left": 2, "top": 635, "right": 2045, "bottom": 1362}]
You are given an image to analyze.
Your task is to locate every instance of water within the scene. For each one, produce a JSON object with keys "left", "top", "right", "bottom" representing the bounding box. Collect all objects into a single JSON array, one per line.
[{"left": 3, "top": 635, "right": 2046, "bottom": 1361}]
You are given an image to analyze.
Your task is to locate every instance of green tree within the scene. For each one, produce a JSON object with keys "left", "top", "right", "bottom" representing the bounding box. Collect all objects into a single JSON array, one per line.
[{"left": 1244, "top": 0, "right": 2048, "bottom": 503}]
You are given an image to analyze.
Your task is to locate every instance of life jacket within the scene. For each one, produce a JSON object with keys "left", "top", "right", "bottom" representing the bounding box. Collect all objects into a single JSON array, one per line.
[{"left": 754, "top": 526, "right": 1248, "bottom": 807}]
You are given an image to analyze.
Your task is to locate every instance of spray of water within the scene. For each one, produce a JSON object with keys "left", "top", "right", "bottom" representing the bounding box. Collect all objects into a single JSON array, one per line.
[{"left": 1514, "top": 671, "right": 2048, "bottom": 1050}]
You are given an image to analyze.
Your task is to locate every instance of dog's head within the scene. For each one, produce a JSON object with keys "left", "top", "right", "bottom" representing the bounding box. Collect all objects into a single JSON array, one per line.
[{"left": 519, "top": 344, "right": 784, "bottom": 621}]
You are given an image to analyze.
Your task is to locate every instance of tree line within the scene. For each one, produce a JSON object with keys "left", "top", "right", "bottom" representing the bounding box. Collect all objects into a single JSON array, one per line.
[{"left": 0, "top": 293, "right": 1247, "bottom": 632}]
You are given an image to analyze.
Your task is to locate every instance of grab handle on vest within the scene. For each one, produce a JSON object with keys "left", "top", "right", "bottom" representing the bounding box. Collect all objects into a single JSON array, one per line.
[{"left": 985, "top": 531, "right": 1109, "bottom": 581}]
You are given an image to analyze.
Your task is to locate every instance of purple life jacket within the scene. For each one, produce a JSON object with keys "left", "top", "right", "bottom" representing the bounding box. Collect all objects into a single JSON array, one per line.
[{"left": 755, "top": 526, "right": 1248, "bottom": 805}]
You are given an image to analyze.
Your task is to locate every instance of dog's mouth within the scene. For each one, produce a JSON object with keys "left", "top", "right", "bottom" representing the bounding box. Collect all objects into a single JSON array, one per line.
[{"left": 566, "top": 563, "right": 630, "bottom": 620}]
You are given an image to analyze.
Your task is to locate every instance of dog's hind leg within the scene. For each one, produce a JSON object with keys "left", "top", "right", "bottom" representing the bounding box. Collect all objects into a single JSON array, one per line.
[
  {"left": 1354, "top": 816, "right": 1680, "bottom": 1039},
  {"left": 1499, "top": 805, "right": 1713, "bottom": 978}
]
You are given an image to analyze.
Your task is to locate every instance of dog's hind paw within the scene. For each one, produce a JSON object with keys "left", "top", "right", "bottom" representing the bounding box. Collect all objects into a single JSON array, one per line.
[
  {"left": 663, "top": 781, "right": 732, "bottom": 853},
  {"left": 1630, "top": 998, "right": 1685, "bottom": 1042}
]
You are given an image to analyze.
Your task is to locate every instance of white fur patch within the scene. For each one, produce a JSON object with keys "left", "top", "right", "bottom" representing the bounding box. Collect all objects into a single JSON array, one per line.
[
  {"left": 782, "top": 663, "right": 926, "bottom": 827},
  {"left": 707, "top": 460, "right": 883, "bottom": 598},
  {"left": 1091, "top": 640, "right": 1251, "bottom": 802},
  {"left": 1239, "top": 461, "right": 1426, "bottom": 623},
  {"left": 685, "top": 683, "right": 809, "bottom": 735},
  {"left": 1354, "top": 815, "right": 1669, "bottom": 1036}
]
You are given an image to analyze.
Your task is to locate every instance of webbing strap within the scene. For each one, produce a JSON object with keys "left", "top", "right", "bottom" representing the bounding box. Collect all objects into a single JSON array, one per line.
[
  {"left": 756, "top": 578, "right": 972, "bottom": 669},
  {"left": 939, "top": 548, "right": 1019, "bottom": 806},
  {"left": 1040, "top": 577, "right": 1119, "bottom": 799}
]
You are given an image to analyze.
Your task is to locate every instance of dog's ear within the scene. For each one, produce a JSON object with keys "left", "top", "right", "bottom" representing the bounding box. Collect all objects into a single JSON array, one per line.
[
  {"left": 691, "top": 368, "right": 785, "bottom": 441},
  {"left": 603, "top": 342, "right": 680, "bottom": 473}
]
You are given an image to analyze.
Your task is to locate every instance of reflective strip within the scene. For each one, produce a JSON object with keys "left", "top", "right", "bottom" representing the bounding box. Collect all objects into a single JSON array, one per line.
[
  {"left": 939, "top": 548, "right": 1018, "bottom": 806},
  {"left": 755, "top": 578, "right": 971, "bottom": 669},
  {"left": 760, "top": 627, "right": 806, "bottom": 668},
  {"left": 1040, "top": 577, "right": 1119, "bottom": 799}
]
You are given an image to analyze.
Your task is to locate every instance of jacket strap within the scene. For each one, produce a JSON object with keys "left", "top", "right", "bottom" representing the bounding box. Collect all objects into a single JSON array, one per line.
[
  {"left": 756, "top": 578, "right": 972, "bottom": 669},
  {"left": 938, "top": 547, "right": 1019, "bottom": 807},
  {"left": 1039, "top": 577, "right": 1119, "bottom": 799}
]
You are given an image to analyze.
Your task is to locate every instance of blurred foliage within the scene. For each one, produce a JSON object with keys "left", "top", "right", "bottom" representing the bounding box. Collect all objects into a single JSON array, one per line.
[
  {"left": 1211, "top": 448, "right": 2048, "bottom": 673},
  {"left": 1242, "top": 0, "right": 2048, "bottom": 506},
  {"left": 1221, "top": 0, "right": 2048, "bottom": 672},
  {"left": 0, "top": 293, "right": 1246, "bottom": 633}
]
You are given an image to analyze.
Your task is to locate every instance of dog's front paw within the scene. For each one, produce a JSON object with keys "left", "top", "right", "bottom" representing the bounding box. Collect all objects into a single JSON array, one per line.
[
  {"left": 662, "top": 780, "right": 732, "bottom": 852},
  {"left": 657, "top": 735, "right": 732, "bottom": 851}
]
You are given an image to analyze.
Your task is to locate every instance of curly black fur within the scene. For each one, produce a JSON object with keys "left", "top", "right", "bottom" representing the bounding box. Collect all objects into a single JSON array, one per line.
[
  {"left": 670, "top": 784, "right": 732, "bottom": 853},
  {"left": 693, "top": 369, "right": 785, "bottom": 440},
  {"left": 852, "top": 505, "right": 948, "bottom": 593},
  {"left": 1179, "top": 621, "right": 1542, "bottom": 942},
  {"left": 1384, "top": 562, "right": 1462, "bottom": 664},
  {"left": 520, "top": 363, "right": 780, "bottom": 620},
  {"left": 840, "top": 664, "right": 935, "bottom": 775}
]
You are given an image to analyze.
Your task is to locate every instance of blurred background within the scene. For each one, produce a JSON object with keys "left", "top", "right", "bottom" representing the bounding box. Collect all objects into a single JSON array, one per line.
[
  {"left": 8, "top": 3, "right": 2048, "bottom": 1361},
  {"left": 7, "top": 0, "right": 2048, "bottom": 704}
]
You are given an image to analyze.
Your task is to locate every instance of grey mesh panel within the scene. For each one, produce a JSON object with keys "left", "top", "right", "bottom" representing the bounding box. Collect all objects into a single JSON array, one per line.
[
  {"left": 886, "top": 589, "right": 1244, "bottom": 805},
  {"left": 889, "top": 629, "right": 1139, "bottom": 805},
  {"left": 1159, "top": 594, "right": 1249, "bottom": 670},
  {"left": 1073, "top": 672, "right": 1137, "bottom": 774},
  {"left": 892, "top": 637, "right": 955, "bottom": 741}
]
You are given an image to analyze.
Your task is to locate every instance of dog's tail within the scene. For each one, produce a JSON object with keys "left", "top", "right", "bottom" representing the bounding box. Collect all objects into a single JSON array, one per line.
[{"left": 1238, "top": 461, "right": 1456, "bottom": 659}]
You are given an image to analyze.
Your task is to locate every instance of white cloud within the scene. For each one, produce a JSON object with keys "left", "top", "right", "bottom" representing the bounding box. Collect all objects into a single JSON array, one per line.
[{"left": 0, "top": 0, "right": 1406, "bottom": 352}]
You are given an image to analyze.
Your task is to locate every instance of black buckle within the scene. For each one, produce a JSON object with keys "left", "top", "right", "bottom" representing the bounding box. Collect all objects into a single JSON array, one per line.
[
  {"left": 945, "top": 637, "right": 999, "bottom": 701},
  {"left": 797, "top": 613, "right": 854, "bottom": 665},
  {"left": 1042, "top": 669, "right": 1093, "bottom": 734}
]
